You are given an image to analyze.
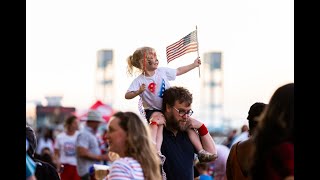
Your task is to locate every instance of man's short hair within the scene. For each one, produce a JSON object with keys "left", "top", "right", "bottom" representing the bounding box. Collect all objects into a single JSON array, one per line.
[{"left": 162, "top": 86, "right": 193, "bottom": 111}]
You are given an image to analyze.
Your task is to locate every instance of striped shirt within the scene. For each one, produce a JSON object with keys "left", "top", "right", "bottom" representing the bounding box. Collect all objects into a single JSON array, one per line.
[{"left": 107, "top": 157, "right": 144, "bottom": 180}]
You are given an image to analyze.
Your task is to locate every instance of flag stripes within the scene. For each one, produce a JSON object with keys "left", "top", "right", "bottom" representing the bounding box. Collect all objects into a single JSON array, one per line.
[
  {"left": 167, "top": 43, "right": 198, "bottom": 63},
  {"left": 166, "top": 30, "right": 198, "bottom": 63}
]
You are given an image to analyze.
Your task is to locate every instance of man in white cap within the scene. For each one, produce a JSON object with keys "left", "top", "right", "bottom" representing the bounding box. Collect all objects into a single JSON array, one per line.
[{"left": 75, "top": 110, "right": 110, "bottom": 180}]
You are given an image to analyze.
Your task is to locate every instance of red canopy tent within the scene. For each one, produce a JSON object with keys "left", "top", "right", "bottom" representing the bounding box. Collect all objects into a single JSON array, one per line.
[{"left": 76, "top": 100, "right": 115, "bottom": 123}]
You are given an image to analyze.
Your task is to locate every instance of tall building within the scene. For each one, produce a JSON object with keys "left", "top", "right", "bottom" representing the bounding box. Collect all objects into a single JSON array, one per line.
[
  {"left": 96, "top": 49, "right": 114, "bottom": 106},
  {"left": 200, "top": 52, "right": 226, "bottom": 131}
]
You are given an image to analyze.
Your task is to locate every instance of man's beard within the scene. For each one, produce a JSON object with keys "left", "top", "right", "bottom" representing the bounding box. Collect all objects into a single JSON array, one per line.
[{"left": 166, "top": 113, "right": 190, "bottom": 131}]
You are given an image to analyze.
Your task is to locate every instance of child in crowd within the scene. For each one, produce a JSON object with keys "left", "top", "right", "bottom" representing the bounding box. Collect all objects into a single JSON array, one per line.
[
  {"left": 195, "top": 162, "right": 213, "bottom": 180},
  {"left": 125, "top": 46, "right": 215, "bottom": 162}
]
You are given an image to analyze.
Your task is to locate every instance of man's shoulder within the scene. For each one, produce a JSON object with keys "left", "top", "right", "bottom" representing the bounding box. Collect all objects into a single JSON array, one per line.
[
  {"left": 78, "top": 128, "right": 91, "bottom": 136},
  {"left": 77, "top": 129, "right": 96, "bottom": 142}
]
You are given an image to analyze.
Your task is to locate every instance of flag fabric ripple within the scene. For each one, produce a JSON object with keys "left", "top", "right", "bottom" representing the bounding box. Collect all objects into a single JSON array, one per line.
[{"left": 166, "top": 30, "right": 198, "bottom": 63}]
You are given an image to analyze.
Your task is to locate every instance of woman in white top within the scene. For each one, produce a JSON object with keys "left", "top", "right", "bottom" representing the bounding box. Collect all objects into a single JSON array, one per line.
[
  {"left": 106, "top": 111, "right": 162, "bottom": 180},
  {"left": 54, "top": 115, "right": 80, "bottom": 180},
  {"left": 36, "top": 127, "right": 54, "bottom": 155}
]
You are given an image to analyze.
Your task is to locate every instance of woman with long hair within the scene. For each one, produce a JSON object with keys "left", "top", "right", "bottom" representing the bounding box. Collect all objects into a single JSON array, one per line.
[
  {"left": 250, "top": 83, "right": 294, "bottom": 180},
  {"left": 106, "top": 111, "right": 162, "bottom": 180}
]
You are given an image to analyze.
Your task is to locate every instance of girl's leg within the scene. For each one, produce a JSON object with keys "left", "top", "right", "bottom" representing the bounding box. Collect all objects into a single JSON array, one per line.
[
  {"left": 149, "top": 119, "right": 159, "bottom": 147},
  {"left": 149, "top": 111, "right": 165, "bottom": 152},
  {"left": 156, "top": 124, "right": 164, "bottom": 152},
  {"left": 150, "top": 112, "right": 167, "bottom": 179}
]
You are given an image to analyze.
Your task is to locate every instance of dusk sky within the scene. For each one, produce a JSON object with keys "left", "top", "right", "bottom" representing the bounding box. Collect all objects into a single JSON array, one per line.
[{"left": 26, "top": 0, "right": 294, "bottom": 127}]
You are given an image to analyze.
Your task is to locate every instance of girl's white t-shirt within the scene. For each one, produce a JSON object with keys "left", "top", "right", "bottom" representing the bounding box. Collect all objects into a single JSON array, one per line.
[{"left": 127, "top": 67, "right": 176, "bottom": 110}]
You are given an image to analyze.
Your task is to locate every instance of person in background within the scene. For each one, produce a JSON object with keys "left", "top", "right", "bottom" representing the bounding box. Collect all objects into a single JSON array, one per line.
[
  {"left": 36, "top": 127, "right": 54, "bottom": 155},
  {"left": 226, "top": 102, "right": 267, "bottom": 180},
  {"left": 106, "top": 111, "right": 162, "bottom": 180},
  {"left": 27, "top": 153, "right": 38, "bottom": 180},
  {"left": 54, "top": 115, "right": 80, "bottom": 180},
  {"left": 75, "top": 110, "right": 110, "bottom": 180},
  {"left": 195, "top": 162, "right": 213, "bottom": 180},
  {"left": 224, "top": 129, "right": 237, "bottom": 149},
  {"left": 26, "top": 125, "right": 61, "bottom": 180},
  {"left": 26, "top": 138, "right": 37, "bottom": 180},
  {"left": 241, "top": 125, "right": 249, "bottom": 133},
  {"left": 250, "top": 83, "right": 294, "bottom": 180},
  {"left": 209, "top": 144, "right": 229, "bottom": 180},
  {"left": 193, "top": 156, "right": 200, "bottom": 180},
  {"left": 39, "top": 147, "right": 57, "bottom": 169},
  {"left": 230, "top": 124, "right": 249, "bottom": 148},
  {"left": 96, "top": 123, "right": 111, "bottom": 166},
  {"left": 161, "top": 86, "right": 218, "bottom": 180}
]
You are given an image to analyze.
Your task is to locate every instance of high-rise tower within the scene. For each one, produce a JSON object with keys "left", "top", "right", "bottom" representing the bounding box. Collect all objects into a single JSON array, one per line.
[
  {"left": 201, "top": 51, "right": 224, "bottom": 131},
  {"left": 96, "top": 49, "right": 114, "bottom": 105}
]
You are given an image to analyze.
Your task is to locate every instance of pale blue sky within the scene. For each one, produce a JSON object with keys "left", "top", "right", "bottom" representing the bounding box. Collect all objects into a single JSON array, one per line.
[{"left": 26, "top": 0, "right": 294, "bottom": 127}]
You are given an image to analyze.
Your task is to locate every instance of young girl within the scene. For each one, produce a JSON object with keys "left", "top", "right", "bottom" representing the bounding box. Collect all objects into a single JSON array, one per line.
[{"left": 125, "top": 46, "right": 215, "bottom": 162}]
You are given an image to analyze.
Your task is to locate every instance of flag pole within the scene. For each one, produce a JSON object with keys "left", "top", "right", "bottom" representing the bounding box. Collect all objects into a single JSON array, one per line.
[{"left": 196, "top": 25, "right": 200, "bottom": 78}]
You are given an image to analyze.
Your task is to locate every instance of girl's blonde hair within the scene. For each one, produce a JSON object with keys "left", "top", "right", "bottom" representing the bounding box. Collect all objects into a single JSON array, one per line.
[
  {"left": 112, "top": 111, "right": 162, "bottom": 180},
  {"left": 127, "top": 46, "right": 155, "bottom": 76}
]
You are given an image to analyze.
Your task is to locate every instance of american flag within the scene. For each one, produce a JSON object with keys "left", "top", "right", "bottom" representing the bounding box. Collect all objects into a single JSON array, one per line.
[{"left": 166, "top": 30, "right": 198, "bottom": 63}]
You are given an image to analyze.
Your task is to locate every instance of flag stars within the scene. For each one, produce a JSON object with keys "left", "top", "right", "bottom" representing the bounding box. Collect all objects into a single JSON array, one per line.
[{"left": 159, "top": 79, "right": 166, "bottom": 98}]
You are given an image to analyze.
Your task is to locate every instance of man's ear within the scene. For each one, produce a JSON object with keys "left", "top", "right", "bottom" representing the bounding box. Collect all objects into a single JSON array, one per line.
[{"left": 165, "top": 104, "right": 171, "bottom": 113}]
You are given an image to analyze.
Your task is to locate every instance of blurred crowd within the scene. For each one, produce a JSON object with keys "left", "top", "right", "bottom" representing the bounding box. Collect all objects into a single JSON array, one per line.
[{"left": 26, "top": 83, "right": 293, "bottom": 180}]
